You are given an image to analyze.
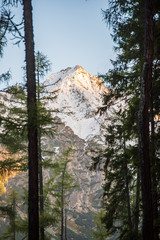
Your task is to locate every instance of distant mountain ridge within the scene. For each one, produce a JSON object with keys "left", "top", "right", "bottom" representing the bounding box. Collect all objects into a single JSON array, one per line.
[{"left": 44, "top": 65, "right": 108, "bottom": 141}]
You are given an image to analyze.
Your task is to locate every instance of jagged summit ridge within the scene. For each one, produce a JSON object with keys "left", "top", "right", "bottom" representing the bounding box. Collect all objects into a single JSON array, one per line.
[
  {"left": 44, "top": 65, "right": 108, "bottom": 141},
  {"left": 45, "top": 65, "right": 107, "bottom": 94}
]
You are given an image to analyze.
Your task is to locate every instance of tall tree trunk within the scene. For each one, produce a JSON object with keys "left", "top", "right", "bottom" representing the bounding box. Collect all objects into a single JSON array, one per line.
[
  {"left": 37, "top": 67, "right": 45, "bottom": 240},
  {"left": 11, "top": 195, "right": 16, "bottom": 240},
  {"left": 133, "top": 167, "right": 140, "bottom": 240},
  {"left": 138, "top": 0, "right": 154, "bottom": 239},
  {"left": 60, "top": 173, "right": 65, "bottom": 240},
  {"left": 38, "top": 133, "right": 44, "bottom": 240},
  {"left": 124, "top": 141, "right": 133, "bottom": 239},
  {"left": 64, "top": 208, "right": 68, "bottom": 240},
  {"left": 23, "top": 0, "right": 39, "bottom": 239},
  {"left": 61, "top": 163, "right": 67, "bottom": 240},
  {"left": 125, "top": 166, "right": 132, "bottom": 238},
  {"left": 150, "top": 78, "right": 159, "bottom": 240},
  {"left": 61, "top": 185, "right": 64, "bottom": 240}
]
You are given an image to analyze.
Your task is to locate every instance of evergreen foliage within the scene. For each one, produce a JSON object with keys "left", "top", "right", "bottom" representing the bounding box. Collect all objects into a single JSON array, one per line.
[
  {"left": 1, "top": 0, "right": 160, "bottom": 239},
  {"left": 45, "top": 147, "right": 78, "bottom": 240},
  {"left": 0, "top": 48, "right": 56, "bottom": 239},
  {"left": 94, "top": 0, "right": 160, "bottom": 239},
  {"left": 92, "top": 209, "right": 107, "bottom": 240}
]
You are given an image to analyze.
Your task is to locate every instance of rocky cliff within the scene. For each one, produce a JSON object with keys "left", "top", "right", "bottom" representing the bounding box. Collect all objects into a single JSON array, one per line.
[{"left": 42, "top": 65, "right": 107, "bottom": 239}]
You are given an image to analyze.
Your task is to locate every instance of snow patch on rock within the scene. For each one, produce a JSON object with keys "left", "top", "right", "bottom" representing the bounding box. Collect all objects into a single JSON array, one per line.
[{"left": 43, "top": 65, "right": 108, "bottom": 141}]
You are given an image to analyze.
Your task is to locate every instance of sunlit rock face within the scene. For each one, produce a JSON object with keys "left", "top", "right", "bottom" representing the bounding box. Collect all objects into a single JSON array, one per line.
[
  {"left": 44, "top": 65, "right": 108, "bottom": 141},
  {"left": 43, "top": 65, "right": 108, "bottom": 211},
  {"left": 42, "top": 66, "right": 107, "bottom": 238},
  {"left": 4, "top": 66, "right": 108, "bottom": 239}
]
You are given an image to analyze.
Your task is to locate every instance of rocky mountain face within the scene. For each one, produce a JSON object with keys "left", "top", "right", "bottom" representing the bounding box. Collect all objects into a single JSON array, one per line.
[
  {"left": 3, "top": 65, "right": 107, "bottom": 239},
  {"left": 44, "top": 65, "right": 108, "bottom": 141},
  {"left": 42, "top": 66, "right": 107, "bottom": 239},
  {"left": 43, "top": 65, "right": 107, "bottom": 208}
]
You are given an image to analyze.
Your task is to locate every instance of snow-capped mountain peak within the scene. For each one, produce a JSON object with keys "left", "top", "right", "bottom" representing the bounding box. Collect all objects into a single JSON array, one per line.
[
  {"left": 45, "top": 65, "right": 106, "bottom": 93},
  {"left": 44, "top": 66, "right": 108, "bottom": 141}
]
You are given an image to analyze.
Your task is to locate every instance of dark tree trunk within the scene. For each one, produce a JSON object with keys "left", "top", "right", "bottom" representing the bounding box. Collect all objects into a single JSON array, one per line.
[
  {"left": 23, "top": 0, "right": 39, "bottom": 239},
  {"left": 125, "top": 162, "right": 132, "bottom": 231},
  {"left": 61, "top": 164, "right": 67, "bottom": 240},
  {"left": 64, "top": 208, "right": 67, "bottom": 240},
  {"left": 133, "top": 167, "right": 140, "bottom": 240},
  {"left": 37, "top": 69, "right": 45, "bottom": 240},
  {"left": 151, "top": 80, "right": 159, "bottom": 240},
  {"left": 38, "top": 133, "right": 44, "bottom": 240},
  {"left": 124, "top": 141, "right": 133, "bottom": 239},
  {"left": 61, "top": 186, "right": 64, "bottom": 240},
  {"left": 11, "top": 196, "right": 16, "bottom": 240},
  {"left": 138, "top": 0, "right": 154, "bottom": 239}
]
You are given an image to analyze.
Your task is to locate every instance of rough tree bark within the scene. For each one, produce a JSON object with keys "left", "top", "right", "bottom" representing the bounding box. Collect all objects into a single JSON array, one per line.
[
  {"left": 133, "top": 168, "right": 140, "bottom": 240},
  {"left": 138, "top": 0, "right": 154, "bottom": 239},
  {"left": 23, "top": 0, "right": 39, "bottom": 239},
  {"left": 151, "top": 78, "right": 159, "bottom": 240}
]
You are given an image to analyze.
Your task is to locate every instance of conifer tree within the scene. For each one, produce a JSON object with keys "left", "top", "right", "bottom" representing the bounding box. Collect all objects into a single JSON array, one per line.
[
  {"left": 23, "top": 0, "right": 39, "bottom": 239},
  {"left": 93, "top": 106, "right": 140, "bottom": 239},
  {"left": 0, "top": 2, "right": 56, "bottom": 238},
  {"left": 92, "top": 210, "right": 107, "bottom": 240},
  {"left": 35, "top": 51, "right": 52, "bottom": 240},
  {"left": 95, "top": 0, "right": 160, "bottom": 239},
  {"left": 0, "top": 189, "right": 19, "bottom": 240},
  {"left": 95, "top": 2, "right": 143, "bottom": 239},
  {"left": 138, "top": 0, "right": 154, "bottom": 238},
  {"left": 46, "top": 147, "right": 78, "bottom": 240},
  {"left": 0, "top": 51, "right": 55, "bottom": 239}
]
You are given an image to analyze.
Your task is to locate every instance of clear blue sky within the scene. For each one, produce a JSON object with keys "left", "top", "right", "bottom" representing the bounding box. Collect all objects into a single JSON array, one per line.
[{"left": 1, "top": 0, "right": 115, "bottom": 88}]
